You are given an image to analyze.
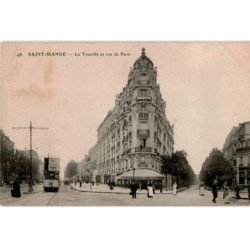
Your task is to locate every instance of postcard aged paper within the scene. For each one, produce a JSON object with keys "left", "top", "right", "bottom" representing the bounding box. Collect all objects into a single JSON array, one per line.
[{"left": 0, "top": 42, "right": 250, "bottom": 206}]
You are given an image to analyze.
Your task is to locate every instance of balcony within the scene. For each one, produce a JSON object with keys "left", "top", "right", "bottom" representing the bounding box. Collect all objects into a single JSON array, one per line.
[
  {"left": 135, "top": 147, "right": 152, "bottom": 153},
  {"left": 122, "top": 148, "right": 131, "bottom": 156},
  {"left": 139, "top": 113, "right": 149, "bottom": 120},
  {"left": 139, "top": 79, "right": 150, "bottom": 85},
  {"left": 154, "top": 148, "right": 160, "bottom": 156},
  {"left": 136, "top": 96, "right": 152, "bottom": 102},
  {"left": 236, "top": 146, "right": 250, "bottom": 152}
]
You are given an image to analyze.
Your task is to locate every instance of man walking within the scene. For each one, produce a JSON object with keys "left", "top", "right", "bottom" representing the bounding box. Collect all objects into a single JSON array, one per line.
[
  {"left": 211, "top": 179, "right": 218, "bottom": 203},
  {"left": 130, "top": 180, "right": 138, "bottom": 199}
]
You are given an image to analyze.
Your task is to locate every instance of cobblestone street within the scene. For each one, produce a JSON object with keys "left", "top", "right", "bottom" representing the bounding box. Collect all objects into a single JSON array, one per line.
[{"left": 1, "top": 184, "right": 249, "bottom": 206}]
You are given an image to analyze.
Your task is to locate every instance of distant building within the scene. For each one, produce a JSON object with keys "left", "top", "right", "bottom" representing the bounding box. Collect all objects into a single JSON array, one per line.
[
  {"left": 88, "top": 48, "right": 174, "bottom": 184},
  {"left": 223, "top": 122, "right": 250, "bottom": 185},
  {"left": 0, "top": 130, "right": 15, "bottom": 185},
  {"left": 222, "top": 126, "right": 238, "bottom": 167},
  {"left": 235, "top": 122, "right": 250, "bottom": 184},
  {"left": 0, "top": 130, "right": 15, "bottom": 152}
]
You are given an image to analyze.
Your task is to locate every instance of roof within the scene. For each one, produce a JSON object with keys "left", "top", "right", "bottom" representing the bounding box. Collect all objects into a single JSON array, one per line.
[
  {"left": 133, "top": 48, "right": 154, "bottom": 69},
  {"left": 117, "top": 168, "right": 165, "bottom": 180}
]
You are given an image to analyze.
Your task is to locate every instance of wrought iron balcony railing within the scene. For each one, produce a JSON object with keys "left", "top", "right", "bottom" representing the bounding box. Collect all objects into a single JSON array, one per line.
[
  {"left": 236, "top": 146, "right": 250, "bottom": 152},
  {"left": 135, "top": 147, "right": 152, "bottom": 153},
  {"left": 136, "top": 96, "right": 152, "bottom": 102},
  {"left": 139, "top": 113, "right": 149, "bottom": 120}
]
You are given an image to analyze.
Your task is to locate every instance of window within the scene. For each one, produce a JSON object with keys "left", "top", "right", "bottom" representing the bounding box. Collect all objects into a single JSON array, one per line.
[
  {"left": 140, "top": 73, "right": 149, "bottom": 81},
  {"left": 240, "top": 157, "right": 243, "bottom": 165},
  {"left": 139, "top": 89, "right": 148, "bottom": 97}
]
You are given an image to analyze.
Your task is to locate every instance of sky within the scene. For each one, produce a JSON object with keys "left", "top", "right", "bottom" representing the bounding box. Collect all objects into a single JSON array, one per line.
[{"left": 1, "top": 42, "right": 250, "bottom": 175}]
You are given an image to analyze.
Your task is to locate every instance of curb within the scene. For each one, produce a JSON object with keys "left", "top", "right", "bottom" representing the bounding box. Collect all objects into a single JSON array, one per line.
[
  {"left": 23, "top": 191, "right": 41, "bottom": 194},
  {"left": 69, "top": 185, "right": 188, "bottom": 195}
]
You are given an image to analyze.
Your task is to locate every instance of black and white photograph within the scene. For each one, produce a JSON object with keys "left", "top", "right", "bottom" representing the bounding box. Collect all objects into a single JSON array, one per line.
[{"left": 1, "top": 42, "right": 250, "bottom": 206}]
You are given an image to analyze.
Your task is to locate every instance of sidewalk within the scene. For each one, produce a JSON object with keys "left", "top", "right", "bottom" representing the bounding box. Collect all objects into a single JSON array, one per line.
[
  {"left": 69, "top": 182, "right": 188, "bottom": 194},
  {"left": 0, "top": 183, "right": 43, "bottom": 200}
]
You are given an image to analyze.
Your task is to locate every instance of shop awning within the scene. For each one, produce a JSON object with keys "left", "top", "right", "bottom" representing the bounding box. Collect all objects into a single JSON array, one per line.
[{"left": 117, "top": 168, "right": 165, "bottom": 180}]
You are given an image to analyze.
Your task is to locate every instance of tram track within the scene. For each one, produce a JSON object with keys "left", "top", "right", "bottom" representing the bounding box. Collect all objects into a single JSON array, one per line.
[{"left": 46, "top": 191, "right": 58, "bottom": 206}]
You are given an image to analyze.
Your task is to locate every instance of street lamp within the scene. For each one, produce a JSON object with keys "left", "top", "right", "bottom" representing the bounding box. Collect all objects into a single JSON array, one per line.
[{"left": 132, "top": 167, "right": 135, "bottom": 181}]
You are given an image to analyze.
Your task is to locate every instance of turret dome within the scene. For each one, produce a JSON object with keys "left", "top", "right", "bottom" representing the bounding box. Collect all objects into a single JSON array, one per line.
[{"left": 133, "top": 48, "right": 154, "bottom": 70}]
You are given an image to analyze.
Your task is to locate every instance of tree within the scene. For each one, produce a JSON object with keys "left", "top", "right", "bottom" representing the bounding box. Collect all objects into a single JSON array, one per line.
[
  {"left": 64, "top": 160, "right": 78, "bottom": 179},
  {"left": 162, "top": 150, "right": 195, "bottom": 188},
  {"left": 1, "top": 142, "right": 16, "bottom": 184},
  {"left": 14, "top": 150, "right": 42, "bottom": 182},
  {"left": 199, "top": 148, "right": 237, "bottom": 187}
]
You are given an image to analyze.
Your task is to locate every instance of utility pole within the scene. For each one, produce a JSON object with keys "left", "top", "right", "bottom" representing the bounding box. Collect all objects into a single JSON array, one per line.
[{"left": 13, "top": 121, "right": 48, "bottom": 193}]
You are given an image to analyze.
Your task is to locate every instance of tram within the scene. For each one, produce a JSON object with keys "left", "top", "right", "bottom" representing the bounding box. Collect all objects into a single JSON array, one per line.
[{"left": 43, "top": 157, "right": 60, "bottom": 192}]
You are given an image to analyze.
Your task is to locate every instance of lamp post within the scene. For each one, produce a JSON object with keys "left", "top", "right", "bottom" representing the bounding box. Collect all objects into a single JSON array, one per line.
[{"left": 13, "top": 121, "right": 48, "bottom": 193}]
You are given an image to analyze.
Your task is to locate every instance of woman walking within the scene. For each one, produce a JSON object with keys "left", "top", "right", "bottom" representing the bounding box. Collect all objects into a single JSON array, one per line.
[
  {"left": 172, "top": 182, "right": 177, "bottom": 196},
  {"left": 11, "top": 178, "right": 21, "bottom": 198},
  {"left": 147, "top": 180, "right": 153, "bottom": 198}
]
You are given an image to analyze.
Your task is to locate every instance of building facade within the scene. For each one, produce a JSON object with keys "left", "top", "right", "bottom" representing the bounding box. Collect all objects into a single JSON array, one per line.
[
  {"left": 94, "top": 48, "right": 174, "bottom": 183},
  {"left": 222, "top": 126, "right": 238, "bottom": 167},
  {"left": 0, "top": 130, "right": 15, "bottom": 185},
  {"left": 235, "top": 122, "right": 250, "bottom": 185},
  {"left": 223, "top": 122, "right": 250, "bottom": 185}
]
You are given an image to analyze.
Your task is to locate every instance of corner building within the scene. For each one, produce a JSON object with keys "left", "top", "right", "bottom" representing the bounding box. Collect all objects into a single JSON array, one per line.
[
  {"left": 96, "top": 49, "right": 174, "bottom": 183},
  {"left": 223, "top": 121, "right": 250, "bottom": 185}
]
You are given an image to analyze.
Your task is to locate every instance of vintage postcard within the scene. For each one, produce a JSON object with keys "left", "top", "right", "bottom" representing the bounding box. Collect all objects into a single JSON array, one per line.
[{"left": 0, "top": 42, "right": 250, "bottom": 206}]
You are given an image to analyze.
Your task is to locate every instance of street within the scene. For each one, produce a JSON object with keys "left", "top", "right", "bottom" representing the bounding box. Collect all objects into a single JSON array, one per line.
[{"left": 0, "top": 184, "right": 249, "bottom": 206}]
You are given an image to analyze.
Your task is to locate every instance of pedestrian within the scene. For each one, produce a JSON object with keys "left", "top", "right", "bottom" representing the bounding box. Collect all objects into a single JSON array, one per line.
[
  {"left": 11, "top": 178, "right": 21, "bottom": 198},
  {"left": 199, "top": 182, "right": 205, "bottom": 196},
  {"left": 108, "top": 180, "right": 113, "bottom": 190},
  {"left": 79, "top": 180, "right": 82, "bottom": 188},
  {"left": 211, "top": 179, "right": 218, "bottom": 203},
  {"left": 234, "top": 184, "right": 241, "bottom": 200},
  {"left": 111, "top": 180, "right": 115, "bottom": 190},
  {"left": 172, "top": 182, "right": 177, "bottom": 196},
  {"left": 159, "top": 182, "right": 163, "bottom": 193},
  {"left": 152, "top": 183, "right": 156, "bottom": 194},
  {"left": 223, "top": 183, "right": 231, "bottom": 204},
  {"left": 130, "top": 180, "right": 137, "bottom": 199},
  {"left": 147, "top": 181, "right": 153, "bottom": 198}
]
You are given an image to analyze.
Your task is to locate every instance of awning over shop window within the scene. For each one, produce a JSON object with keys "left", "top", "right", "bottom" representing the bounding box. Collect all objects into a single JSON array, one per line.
[{"left": 117, "top": 168, "right": 165, "bottom": 180}]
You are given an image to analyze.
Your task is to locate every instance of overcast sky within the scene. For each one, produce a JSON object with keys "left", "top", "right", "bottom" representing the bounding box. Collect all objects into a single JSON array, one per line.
[{"left": 1, "top": 42, "right": 250, "bottom": 175}]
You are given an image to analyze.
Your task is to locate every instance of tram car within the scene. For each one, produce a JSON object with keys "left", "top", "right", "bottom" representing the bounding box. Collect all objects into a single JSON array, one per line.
[{"left": 43, "top": 157, "right": 60, "bottom": 192}]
